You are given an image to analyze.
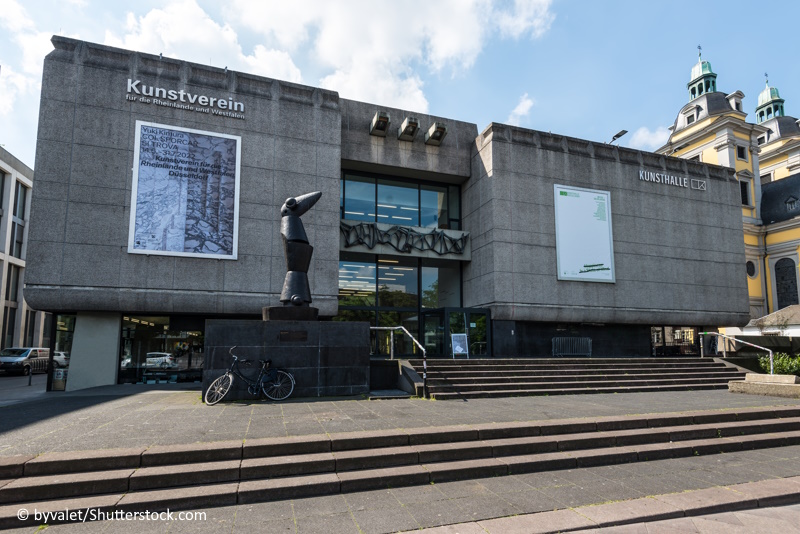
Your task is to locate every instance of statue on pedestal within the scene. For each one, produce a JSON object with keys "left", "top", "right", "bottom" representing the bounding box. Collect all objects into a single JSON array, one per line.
[{"left": 279, "top": 191, "right": 322, "bottom": 307}]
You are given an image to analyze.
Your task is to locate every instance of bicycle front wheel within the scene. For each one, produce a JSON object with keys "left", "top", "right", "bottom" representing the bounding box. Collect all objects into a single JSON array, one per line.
[
  {"left": 205, "top": 373, "right": 233, "bottom": 405},
  {"left": 262, "top": 370, "right": 294, "bottom": 401}
]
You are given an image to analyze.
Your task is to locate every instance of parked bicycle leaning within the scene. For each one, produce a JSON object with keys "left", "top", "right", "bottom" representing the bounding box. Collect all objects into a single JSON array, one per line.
[{"left": 204, "top": 346, "right": 295, "bottom": 405}]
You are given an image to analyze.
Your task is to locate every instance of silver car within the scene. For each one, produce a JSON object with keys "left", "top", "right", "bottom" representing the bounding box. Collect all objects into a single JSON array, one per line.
[{"left": 0, "top": 348, "right": 50, "bottom": 375}]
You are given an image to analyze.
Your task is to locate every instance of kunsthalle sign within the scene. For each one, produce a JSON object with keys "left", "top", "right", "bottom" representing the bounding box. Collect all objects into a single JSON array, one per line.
[
  {"left": 125, "top": 79, "right": 245, "bottom": 120},
  {"left": 638, "top": 169, "right": 707, "bottom": 191},
  {"left": 127, "top": 121, "right": 241, "bottom": 260},
  {"left": 553, "top": 185, "right": 615, "bottom": 283}
]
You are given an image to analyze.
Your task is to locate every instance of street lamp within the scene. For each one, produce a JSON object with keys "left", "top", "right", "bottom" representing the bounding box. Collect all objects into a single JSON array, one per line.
[{"left": 608, "top": 130, "right": 628, "bottom": 145}]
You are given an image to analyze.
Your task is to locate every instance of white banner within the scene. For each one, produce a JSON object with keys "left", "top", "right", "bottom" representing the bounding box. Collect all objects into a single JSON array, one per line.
[{"left": 554, "top": 184, "right": 615, "bottom": 283}]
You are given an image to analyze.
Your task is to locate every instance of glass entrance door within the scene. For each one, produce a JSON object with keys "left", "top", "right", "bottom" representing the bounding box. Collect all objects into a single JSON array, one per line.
[{"left": 420, "top": 307, "right": 491, "bottom": 358}]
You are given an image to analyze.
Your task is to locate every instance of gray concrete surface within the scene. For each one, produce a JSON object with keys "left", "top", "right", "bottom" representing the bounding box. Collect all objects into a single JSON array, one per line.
[
  {"left": 0, "top": 374, "right": 48, "bottom": 408},
  {"left": 3, "top": 388, "right": 800, "bottom": 457},
  {"left": 578, "top": 503, "right": 800, "bottom": 533},
  {"left": 3, "top": 388, "right": 800, "bottom": 532}
]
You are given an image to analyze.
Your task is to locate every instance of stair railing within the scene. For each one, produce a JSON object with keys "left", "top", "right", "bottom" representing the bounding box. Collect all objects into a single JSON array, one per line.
[
  {"left": 699, "top": 331, "right": 774, "bottom": 375},
  {"left": 370, "top": 326, "right": 428, "bottom": 398}
]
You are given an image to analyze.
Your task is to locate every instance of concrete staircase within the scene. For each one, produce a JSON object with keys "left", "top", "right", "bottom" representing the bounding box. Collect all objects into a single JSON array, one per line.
[
  {"left": 407, "top": 358, "right": 747, "bottom": 399},
  {"left": 3, "top": 405, "right": 800, "bottom": 527}
]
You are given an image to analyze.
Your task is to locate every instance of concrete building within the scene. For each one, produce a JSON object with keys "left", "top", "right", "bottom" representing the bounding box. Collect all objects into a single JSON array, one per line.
[
  {"left": 0, "top": 147, "right": 50, "bottom": 354},
  {"left": 659, "top": 54, "right": 800, "bottom": 329},
  {"left": 27, "top": 37, "right": 750, "bottom": 391}
]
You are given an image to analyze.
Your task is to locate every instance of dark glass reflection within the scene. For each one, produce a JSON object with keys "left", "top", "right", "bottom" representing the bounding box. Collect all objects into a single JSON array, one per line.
[
  {"left": 377, "top": 179, "right": 419, "bottom": 226},
  {"left": 420, "top": 185, "right": 448, "bottom": 228},
  {"left": 343, "top": 176, "right": 375, "bottom": 222},
  {"left": 338, "top": 260, "right": 376, "bottom": 306},
  {"left": 377, "top": 257, "right": 418, "bottom": 308}
]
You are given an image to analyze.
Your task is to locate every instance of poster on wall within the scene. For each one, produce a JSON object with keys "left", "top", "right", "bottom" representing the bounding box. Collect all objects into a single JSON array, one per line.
[
  {"left": 553, "top": 184, "right": 615, "bottom": 283},
  {"left": 128, "top": 121, "right": 241, "bottom": 259}
]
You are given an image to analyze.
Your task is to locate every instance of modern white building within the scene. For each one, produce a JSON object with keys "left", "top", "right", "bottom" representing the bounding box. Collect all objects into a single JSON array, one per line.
[{"left": 0, "top": 146, "right": 50, "bottom": 353}]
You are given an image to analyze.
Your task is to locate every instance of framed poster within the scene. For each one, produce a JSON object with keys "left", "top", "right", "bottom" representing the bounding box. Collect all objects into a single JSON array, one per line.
[
  {"left": 128, "top": 121, "right": 241, "bottom": 259},
  {"left": 554, "top": 184, "right": 615, "bottom": 283}
]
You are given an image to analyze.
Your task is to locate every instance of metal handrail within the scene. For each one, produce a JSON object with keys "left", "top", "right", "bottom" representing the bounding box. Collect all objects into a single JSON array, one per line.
[
  {"left": 370, "top": 326, "right": 428, "bottom": 398},
  {"left": 699, "top": 331, "right": 774, "bottom": 375}
]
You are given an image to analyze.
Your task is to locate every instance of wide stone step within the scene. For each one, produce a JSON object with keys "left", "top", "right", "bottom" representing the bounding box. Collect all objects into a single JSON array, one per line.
[
  {"left": 424, "top": 365, "right": 735, "bottom": 377},
  {"left": 5, "top": 426, "right": 800, "bottom": 527},
  {"left": 426, "top": 371, "right": 745, "bottom": 384},
  {"left": 427, "top": 376, "right": 745, "bottom": 392},
  {"left": 428, "top": 382, "right": 734, "bottom": 399},
  {"left": 408, "top": 358, "right": 722, "bottom": 366},
  {"left": 418, "top": 364, "right": 733, "bottom": 373},
  {"left": 4, "top": 412, "right": 800, "bottom": 506}
]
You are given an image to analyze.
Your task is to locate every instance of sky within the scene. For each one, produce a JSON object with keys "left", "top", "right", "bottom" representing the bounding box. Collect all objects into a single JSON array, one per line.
[{"left": 1, "top": 0, "right": 799, "bottom": 170}]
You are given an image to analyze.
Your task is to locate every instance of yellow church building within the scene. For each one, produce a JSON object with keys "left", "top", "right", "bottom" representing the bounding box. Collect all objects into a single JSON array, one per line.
[{"left": 658, "top": 54, "right": 800, "bottom": 327}]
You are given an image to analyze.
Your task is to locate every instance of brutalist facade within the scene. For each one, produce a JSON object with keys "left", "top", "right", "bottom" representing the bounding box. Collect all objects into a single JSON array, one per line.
[{"left": 27, "top": 36, "right": 749, "bottom": 391}]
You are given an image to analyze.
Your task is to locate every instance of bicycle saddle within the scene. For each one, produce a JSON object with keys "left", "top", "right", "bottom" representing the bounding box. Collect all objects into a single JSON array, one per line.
[{"left": 259, "top": 359, "right": 272, "bottom": 366}]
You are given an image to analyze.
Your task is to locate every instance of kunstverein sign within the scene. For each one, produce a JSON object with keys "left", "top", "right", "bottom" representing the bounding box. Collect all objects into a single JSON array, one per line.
[
  {"left": 554, "top": 185, "right": 615, "bottom": 283},
  {"left": 126, "top": 79, "right": 245, "bottom": 120},
  {"left": 127, "top": 121, "right": 241, "bottom": 260}
]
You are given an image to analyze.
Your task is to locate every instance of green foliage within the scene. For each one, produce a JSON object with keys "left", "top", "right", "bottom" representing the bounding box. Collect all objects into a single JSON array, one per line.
[{"left": 759, "top": 352, "right": 800, "bottom": 376}]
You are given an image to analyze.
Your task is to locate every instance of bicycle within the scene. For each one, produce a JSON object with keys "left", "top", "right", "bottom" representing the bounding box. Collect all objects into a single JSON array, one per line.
[{"left": 204, "top": 346, "right": 295, "bottom": 405}]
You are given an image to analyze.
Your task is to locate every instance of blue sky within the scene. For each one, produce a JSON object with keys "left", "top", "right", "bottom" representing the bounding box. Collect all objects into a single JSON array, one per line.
[{"left": 1, "top": 0, "right": 798, "bottom": 169}]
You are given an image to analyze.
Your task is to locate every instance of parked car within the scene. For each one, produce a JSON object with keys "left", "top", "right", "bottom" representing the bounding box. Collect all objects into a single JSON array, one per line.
[
  {"left": 120, "top": 352, "right": 177, "bottom": 369},
  {"left": 146, "top": 352, "right": 177, "bottom": 369},
  {"left": 0, "top": 347, "right": 51, "bottom": 375},
  {"left": 53, "top": 351, "right": 70, "bottom": 368}
]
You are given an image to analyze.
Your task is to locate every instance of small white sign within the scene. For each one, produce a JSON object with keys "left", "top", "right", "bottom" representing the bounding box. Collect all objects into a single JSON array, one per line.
[{"left": 451, "top": 333, "right": 469, "bottom": 358}]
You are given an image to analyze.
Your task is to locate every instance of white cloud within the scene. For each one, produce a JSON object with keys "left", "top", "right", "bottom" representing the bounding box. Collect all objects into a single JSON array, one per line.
[
  {"left": 627, "top": 126, "right": 670, "bottom": 151},
  {"left": 0, "top": 0, "right": 36, "bottom": 32},
  {"left": 0, "top": 64, "right": 35, "bottom": 115},
  {"left": 493, "top": 0, "right": 555, "bottom": 39},
  {"left": 506, "top": 92, "right": 534, "bottom": 126},
  {"left": 226, "top": 0, "right": 554, "bottom": 113},
  {"left": 104, "top": 0, "right": 302, "bottom": 83}
]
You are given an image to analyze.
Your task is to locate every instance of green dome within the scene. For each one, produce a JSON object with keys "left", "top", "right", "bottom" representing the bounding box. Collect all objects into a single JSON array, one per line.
[
  {"left": 690, "top": 60, "right": 714, "bottom": 82},
  {"left": 758, "top": 84, "right": 782, "bottom": 106}
]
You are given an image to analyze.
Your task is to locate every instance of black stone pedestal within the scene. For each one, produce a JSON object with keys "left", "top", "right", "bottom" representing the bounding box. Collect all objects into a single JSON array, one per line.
[
  {"left": 203, "top": 320, "right": 370, "bottom": 400},
  {"left": 262, "top": 306, "right": 319, "bottom": 321}
]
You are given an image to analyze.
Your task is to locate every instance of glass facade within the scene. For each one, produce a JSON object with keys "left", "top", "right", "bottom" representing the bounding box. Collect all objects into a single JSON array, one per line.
[
  {"left": 341, "top": 172, "right": 461, "bottom": 230},
  {"left": 118, "top": 315, "right": 204, "bottom": 384},
  {"left": 338, "top": 171, "right": 466, "bottom": 357},
  {"left": 337, "top": 252, "right": 462, "bottom": 357}
]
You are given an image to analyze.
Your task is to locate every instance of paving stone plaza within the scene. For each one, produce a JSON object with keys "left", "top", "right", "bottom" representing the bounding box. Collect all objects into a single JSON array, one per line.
[{"left": 3, "top": 387, "right": 800, "bottom": 532}]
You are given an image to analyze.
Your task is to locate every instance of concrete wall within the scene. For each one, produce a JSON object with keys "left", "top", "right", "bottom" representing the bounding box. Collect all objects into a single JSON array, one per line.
[
  {"left": 26, "top": 37, "right": 341, "bottom": 317},
  {"left": 463, "top": 123, "right": 751, "bottom": 327},
  {"left": 339, "top": 99, "right": 476, "bottom": 180},
  {"left": 65, "top": 312, "right": 121, "bottom": 391}
]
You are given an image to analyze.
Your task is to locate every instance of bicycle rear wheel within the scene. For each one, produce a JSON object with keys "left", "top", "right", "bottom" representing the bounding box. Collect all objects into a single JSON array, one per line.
[
  {"left": 262, "top": 370, "right": 294, "bottom": 401},
  {"left": 205, "top": 373, "right": 233, "bottom": 405}
]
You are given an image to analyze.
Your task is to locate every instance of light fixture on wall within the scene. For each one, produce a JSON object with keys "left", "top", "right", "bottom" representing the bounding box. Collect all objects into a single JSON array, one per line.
[
  {"left": 608, "top": 130, "right": 628, "bottom": 145},
  {"left": 424, "top": 122, "right": 447, "bottom": 146},
  {"left": 397, "top": 117, "right": 419, "bottom": 141},
  {"left": 369, "top": 111, "right": 390, "bottom": 137}
]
